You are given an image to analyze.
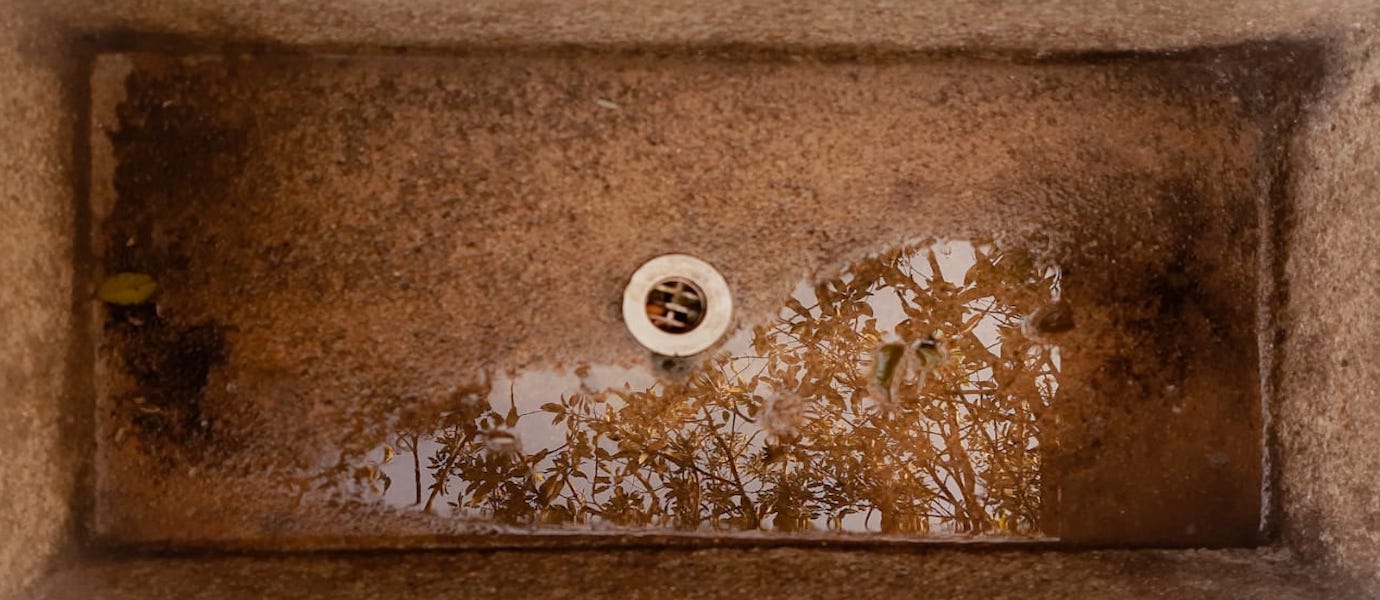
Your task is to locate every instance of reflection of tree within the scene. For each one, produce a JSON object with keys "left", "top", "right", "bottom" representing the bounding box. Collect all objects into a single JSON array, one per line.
[{"left": 372, "top": 241, "right": 1060, "bottom": 536}]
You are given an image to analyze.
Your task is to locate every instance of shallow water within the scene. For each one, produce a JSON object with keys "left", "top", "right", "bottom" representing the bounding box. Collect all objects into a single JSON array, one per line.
[{"left": 351, "top": 240, "right": 1061, "bottom": 535}]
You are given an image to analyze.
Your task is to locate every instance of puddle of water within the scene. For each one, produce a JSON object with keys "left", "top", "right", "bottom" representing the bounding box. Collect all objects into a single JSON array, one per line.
[{"left": 348, "top": 239, "right": 1063, "bottom": 536}]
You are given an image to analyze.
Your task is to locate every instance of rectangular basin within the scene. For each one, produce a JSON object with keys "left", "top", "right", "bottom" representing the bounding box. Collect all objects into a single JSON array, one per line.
[
  {"left": 5, "top": 2, "right": 1380, "bottom": 599},
  {"left": 88, "top": 48, "right": 1304, "bottom": 549}
]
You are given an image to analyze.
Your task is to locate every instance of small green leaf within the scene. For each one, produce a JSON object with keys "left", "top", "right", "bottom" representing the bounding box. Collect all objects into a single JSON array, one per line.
[
  {"left": 97, "top": 272, "right": 157, "bottom": 305},
  {"left": 539, "top": 476, "right": 562, "bottom": 504},
  {"left": 872, "top": 343, "right": 905, "bottom": 390}
]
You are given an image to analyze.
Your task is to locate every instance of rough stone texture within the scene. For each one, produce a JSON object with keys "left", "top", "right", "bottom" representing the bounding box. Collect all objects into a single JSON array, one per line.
[
  {"left": 1, "top": 0, "right": 1380, "bottom": 598},
  {"left": 1278, "top": 22, "right": 1380, "bottom": 597},
  {"left": 32, "top": 547, "right": 1359, "bottom": 600},
  {"left": 26, "top": 0, "right": 1380, "bottom": 54},
  {"left": 0, "top": 3, "right": 84, "bottom": 600}
]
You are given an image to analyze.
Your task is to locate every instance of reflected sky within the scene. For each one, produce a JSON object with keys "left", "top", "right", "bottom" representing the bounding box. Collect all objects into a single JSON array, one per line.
[{"left": 352, "top": 239, "right": 1064, "bottom": 536}]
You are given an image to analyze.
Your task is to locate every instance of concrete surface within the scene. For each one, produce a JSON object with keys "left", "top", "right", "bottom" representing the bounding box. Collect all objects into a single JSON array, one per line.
[
  {"left": 30, "top": 547, "right": 1359, "bottom": 600},
  {"left": 0, "top": 3, "right": 85, "bottom": 599},
  {"left": 2, "top": 0, "right": 1380, "bottom": 598},
  {"left": 1278, "top": 21, "right": 1380, "bottom": 596},
  {"left": 29, "top": 0, "right": 1380, "bottom": 54}
]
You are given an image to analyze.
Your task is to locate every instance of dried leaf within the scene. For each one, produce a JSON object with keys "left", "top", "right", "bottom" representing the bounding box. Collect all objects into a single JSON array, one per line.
[{"left": 97, "top": 272, "right": 158, "bottom": 305}]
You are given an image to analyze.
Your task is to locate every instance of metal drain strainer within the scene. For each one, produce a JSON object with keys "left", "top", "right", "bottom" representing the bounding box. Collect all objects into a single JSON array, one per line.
[{"left": 623, "top": 254, "right": 733, "bottom": 356}]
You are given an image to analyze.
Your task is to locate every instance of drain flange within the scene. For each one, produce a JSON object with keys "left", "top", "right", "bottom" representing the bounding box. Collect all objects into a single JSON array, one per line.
[{"left": 623, "top": 255, "right": 733, "bottom": 356}]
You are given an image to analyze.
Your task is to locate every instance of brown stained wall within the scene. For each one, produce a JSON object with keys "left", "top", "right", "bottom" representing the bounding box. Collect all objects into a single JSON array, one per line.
[
  {"left": 29, "top": 547, "right": 1356, "bottom": 600},
  {"left": 26, "top": 1, "right": 1374, "bottom": 54},
  {"left": 0, "top": 4, "right": 83, "bottom": 599},
  {"left": 1280, "top": 25, "right": 1380, "bottom": 595}
]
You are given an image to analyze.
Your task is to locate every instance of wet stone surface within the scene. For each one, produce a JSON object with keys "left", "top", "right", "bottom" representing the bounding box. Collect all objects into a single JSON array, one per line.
[{"left": 92, "top": 50, "right": 1301, "bottom": 547}]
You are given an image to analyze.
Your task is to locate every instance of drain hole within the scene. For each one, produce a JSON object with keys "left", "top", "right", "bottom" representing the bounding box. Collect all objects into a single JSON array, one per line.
[{"left": 645, "top": 277, "right": 706, "bottom": 334}]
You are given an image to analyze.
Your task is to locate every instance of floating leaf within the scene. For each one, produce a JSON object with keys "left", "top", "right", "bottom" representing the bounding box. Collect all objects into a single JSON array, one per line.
[
  {"left": 539, "top": 476, "right": 563, "bottom": 504},
  {"left": 871, "top": 343, "right": 905, "bottom": 392},
  {"left": 97, "top": 272, "right": 157, "bottom": 305},
  {"left": 913, "top": 336, "right": 947, "bottom": 370}
]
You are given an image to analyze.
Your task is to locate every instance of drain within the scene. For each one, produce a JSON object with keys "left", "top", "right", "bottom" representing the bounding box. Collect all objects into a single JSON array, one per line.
[
  {"left": 646, "top": 278, "right": 706, "bottom": 333},
  {"left": 623, "top": 255, "right": 733, "bottom": 356}
]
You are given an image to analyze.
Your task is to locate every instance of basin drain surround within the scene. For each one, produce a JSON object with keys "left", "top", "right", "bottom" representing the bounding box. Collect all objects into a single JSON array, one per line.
[{"left": 623, "top": 254, "right": 733, "bottom": 356}]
